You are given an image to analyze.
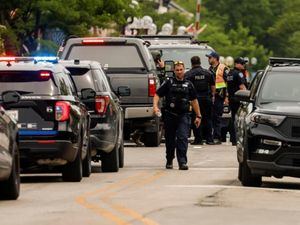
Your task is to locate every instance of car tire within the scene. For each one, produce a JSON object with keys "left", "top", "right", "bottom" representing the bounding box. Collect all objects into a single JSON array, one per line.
[
  {"left": 82, "top": 139, "right": 92, "bottom": 177},
  {"left": 62, "top": 137, "right": 83, "bottom": 182},
  {"left": 101, "top": 144, "right": 119, "bottom": 173},
  {"left": 119, "top": 139, "right": 124, "bottom": 168},
  {"left": 0, "top": 144, "right": 20, "bottom": 200},
  {"left": 240, "top": 136, "right": 262, "bottom": 187}
]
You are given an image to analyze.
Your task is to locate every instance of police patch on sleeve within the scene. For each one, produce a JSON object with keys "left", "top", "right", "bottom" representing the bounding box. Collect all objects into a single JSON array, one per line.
[{"left": 239, "top": 72, "right": 244, "bottom": 78}]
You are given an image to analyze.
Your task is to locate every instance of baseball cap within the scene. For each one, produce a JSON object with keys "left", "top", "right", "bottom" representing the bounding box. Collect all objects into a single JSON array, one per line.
[
  {"left": 235, "top": 57, "right": 248, "bottom": 65},
  {"left": 205, "top": 51, "right": 220, "bottom": 60}
]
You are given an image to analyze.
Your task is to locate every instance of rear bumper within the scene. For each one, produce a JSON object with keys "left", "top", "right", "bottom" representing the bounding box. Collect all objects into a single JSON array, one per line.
[
  {"left": 19, "top": 140, "right": 77, "bottom": 163},
  {"left": 123, "top": 106, "right": 154, "bottom": 119},
  {"left": 90, "top": 130, "right": 115, "bottom": 154}
]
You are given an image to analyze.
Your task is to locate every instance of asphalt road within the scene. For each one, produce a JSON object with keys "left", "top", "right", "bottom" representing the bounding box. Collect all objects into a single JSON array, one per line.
[{"left": 1, "top": 142, "right": 300, "bottom": 225}]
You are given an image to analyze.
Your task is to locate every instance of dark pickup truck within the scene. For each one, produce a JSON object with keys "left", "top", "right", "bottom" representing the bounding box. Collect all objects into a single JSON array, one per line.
[{"left": 59, "top": 37, "right": 162, "bottom": 146}]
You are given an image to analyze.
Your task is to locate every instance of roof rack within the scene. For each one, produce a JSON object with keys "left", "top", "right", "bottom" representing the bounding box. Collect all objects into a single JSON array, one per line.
[
  {"left": 269, "top": 57, "right": 300, "bottom": 67},
  {"left": 124, "top": 35, "right": 194, "bottom": 40}
]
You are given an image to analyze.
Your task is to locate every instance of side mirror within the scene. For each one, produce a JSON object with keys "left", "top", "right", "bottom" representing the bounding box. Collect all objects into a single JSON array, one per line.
[
  {"left": 235, "top": 90, "right": 251, "bottom": 102},
  {"left": 2, "top": 91, "right": 21, "bottom": 104},
  {"left": 118, "top": 86, "right": 131, "bottom": 97},
  {"left": 81, "top": 88, "right": 96, "bottom": 100}
]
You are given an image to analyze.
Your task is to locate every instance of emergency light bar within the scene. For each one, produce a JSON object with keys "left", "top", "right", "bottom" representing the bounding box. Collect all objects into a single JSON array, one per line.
[
  {"left": 269, "top": 57, "right": 300, "bottom": 66},
  {"left": 0, "top": 56, "right": 58, "bottom": 64}
]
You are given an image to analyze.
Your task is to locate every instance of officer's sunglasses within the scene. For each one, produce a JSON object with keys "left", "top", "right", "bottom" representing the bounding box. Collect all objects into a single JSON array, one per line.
[{"left": 174, "top": 61, "right": 184, "bottom": 66}]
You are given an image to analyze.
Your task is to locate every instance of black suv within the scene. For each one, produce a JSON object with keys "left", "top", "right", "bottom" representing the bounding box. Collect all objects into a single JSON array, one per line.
[
  {"left": 0, "top": 106, "right": 20, "bottom": 200},
  {"left": 235, "top": 57, "right": 300, "bottom": 186},
  {"left": 59, "top": 37, "right": 162, "bottom": 147},
  {"left": 0, "top": 57, "right": 90, "bottom": 182},
  {"left": 60, "top": 60, "right": 124, "bottom": 172}
]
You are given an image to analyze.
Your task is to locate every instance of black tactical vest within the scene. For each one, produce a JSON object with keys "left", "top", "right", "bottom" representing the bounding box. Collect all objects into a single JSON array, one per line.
[{"left": 166, "top": 78, "right": 190, "bottom": 114}]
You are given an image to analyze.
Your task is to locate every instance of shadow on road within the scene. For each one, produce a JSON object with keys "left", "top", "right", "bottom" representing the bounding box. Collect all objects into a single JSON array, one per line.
[
  {"left": 21, "top": 175, "right": 62, "bottom": 183},
  {"left": 262, "top": 181, "right": 300, "bottom": 190}
]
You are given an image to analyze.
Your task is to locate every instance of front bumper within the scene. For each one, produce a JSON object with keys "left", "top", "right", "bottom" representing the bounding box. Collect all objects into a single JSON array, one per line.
[{"left": 246, "top": 122, "right": 300, "bottom": 177}]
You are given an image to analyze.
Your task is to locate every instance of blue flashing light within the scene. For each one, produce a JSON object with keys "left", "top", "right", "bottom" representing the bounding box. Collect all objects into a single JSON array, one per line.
[
  {"left": 34, "top": 56, "right": 58, "bottom": 64},
  {"left": 19, "top": 130, "right": 58, "bottom": 136}
]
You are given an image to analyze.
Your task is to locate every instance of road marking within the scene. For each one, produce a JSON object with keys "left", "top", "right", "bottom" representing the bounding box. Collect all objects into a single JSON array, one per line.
[
  {"left": 101, "top": 171, "right": 165, "bottom": 225},
  {"left": 165, "top": 184, "right": 300, "bottom": 193},
  {"left": 192, "top": 159, "right": 214, "bottom": 166},
  {"left": 75, "top": 171, "right": 165, "bottom": 225},
  {"left": 189, "top": 167, "right": 237, "bottom": 171},
  {"left": 75, "top": 172, "right": 147, "bottom": 225}
]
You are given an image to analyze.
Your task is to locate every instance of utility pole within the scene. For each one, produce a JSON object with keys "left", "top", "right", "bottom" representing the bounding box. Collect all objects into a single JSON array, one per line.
[{"left": 195, "top": 0, "right": 201, "bottom": 31}]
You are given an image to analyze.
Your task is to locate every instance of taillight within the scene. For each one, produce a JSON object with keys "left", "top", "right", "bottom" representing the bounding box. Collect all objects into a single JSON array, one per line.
[
  {"left": 95, "top": 96, "right": 110, "bottom": 115},
  {"left": 55, "top": 101, "right": 70, "bottom": 121},
  {"left": 82, "top": 39, "right": 104, "bottom": 45},
  {"left": 148, "top": 76, "right": 156, "bottom": 97}
]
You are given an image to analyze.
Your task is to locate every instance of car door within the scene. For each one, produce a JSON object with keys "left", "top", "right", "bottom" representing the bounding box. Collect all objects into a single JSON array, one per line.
[{"left": 236, "top": 71, "right": 264, "bottom": 148}]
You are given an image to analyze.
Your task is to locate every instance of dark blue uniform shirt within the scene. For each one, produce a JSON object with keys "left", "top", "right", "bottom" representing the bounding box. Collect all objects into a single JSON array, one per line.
[{"left": 227, "top": 68, "right": 247, "bottom": 99}]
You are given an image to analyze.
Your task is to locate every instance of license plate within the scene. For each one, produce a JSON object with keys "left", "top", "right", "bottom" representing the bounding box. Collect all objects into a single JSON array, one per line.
[{"left": 6, "top": 110, "right": 19, "bottom": 122}]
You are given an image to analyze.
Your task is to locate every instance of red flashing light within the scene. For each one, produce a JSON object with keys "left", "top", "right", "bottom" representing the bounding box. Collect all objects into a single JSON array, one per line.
[
  {"left": 40, "top": 71, "right": 51, "bottom": 78},
  {"left": 95, "top": 96, "right": 110, "bottom": 115},
  {"left": 0, "top": 57, "right": 16, "bottom": 62},
  {"left": 82, "top": 39, "right": 105, "bottom": 45},
  {"left": 148, "top": 77, "right": 156, "bottom": 97},
  {"left": 55, "top": 101, "right": 71, "bottom": 122}
]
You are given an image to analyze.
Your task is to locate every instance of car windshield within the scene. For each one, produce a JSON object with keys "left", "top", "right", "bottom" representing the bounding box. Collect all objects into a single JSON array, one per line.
[
  {"left": 66, "top": 45, "right": 144, "bottom": 69},
  {"left": 259, "top": 71, "right": 300, "bottom": 103},
  {"left": 150, "top": 47, "right": 212, "bottom": 70}
]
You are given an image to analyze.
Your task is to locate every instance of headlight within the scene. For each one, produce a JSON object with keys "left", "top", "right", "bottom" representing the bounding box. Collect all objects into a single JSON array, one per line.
[{"left": 250, "top": 113, "right": 286, "bottom": 127}]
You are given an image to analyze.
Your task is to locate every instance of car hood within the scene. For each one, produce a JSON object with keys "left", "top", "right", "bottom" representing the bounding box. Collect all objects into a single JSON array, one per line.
[{"left": 258, "top": 102, "right": 300, "bottom": 116}]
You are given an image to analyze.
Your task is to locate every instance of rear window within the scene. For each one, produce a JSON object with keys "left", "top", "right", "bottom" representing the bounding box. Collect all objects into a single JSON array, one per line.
[
  {"left": 0, "top": 71, "right": 57, "bottom": 95},
  {"left": 66, "top": 67, "right": 96, "bottom": 91},
  {"left": 66, "top": 45, "right": 144, "bottom": 68}
]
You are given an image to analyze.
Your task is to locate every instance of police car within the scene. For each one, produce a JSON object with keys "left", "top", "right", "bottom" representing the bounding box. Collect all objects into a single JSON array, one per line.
[{"left": 0, "top": 57, "right": 91, "bottom": 182}]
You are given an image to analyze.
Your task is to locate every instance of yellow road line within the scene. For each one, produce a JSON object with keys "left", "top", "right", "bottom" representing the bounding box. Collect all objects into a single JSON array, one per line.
[
  {"left": 75, "top": 172, "right": 149, "bottom": 225},
  {"left": 101, "top": 171, "right": 166, "bottom": 225}
]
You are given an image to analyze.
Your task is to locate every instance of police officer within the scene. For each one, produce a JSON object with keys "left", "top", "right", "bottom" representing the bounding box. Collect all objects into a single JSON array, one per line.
[
  {"left": 185, "top": 56, "right": 216, "bottom": 145},
  {"left": 227, "top": 57, "right": 248, "bottom": 145},
  {"left": 153, "top": 61, "right": 201, "bottom": 170},
  {"left": 206, "top": 51, "right": 230, "bottom": 144}
]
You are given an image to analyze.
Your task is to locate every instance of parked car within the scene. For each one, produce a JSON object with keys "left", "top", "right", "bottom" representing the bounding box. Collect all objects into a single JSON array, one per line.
[
  {"left": 59, "top": 37, "right": 162, "bottom": 147},
  {"left": 235, "top": 57, "right": 300, "bottom": 187},
  {"left": 60, "top": 60, "right": 124, "bottom": 172},
  {"left": 0, "top": 57, "right": 91, "bottom": 182},
  {"left": 0, "top": 106, "right": 20, "bottom": 200}
]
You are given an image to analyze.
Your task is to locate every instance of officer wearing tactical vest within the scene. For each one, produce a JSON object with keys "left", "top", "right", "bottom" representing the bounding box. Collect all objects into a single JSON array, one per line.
[
  {"left": 206, "top": 51, "right": 230, "bottom": 144},
  {"left": 153, "top": 61, "right": 201, "bottom": 170},
  {"left": 227, "top": 57, "right": 248, "bottom": 146},
  {"left": 185, "top": 56, "right": 216, "bottom": 145}
]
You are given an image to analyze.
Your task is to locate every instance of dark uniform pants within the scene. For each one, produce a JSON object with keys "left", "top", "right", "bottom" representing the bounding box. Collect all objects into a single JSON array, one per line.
[
  {"left": 229, "top": 101, "right": 240, "bottom": 144},
  {"left": 164, "top": 112, "right": 191, "bottom": 165},
  {"left": 213, "top": 94, "right": 224, "bottom": 140},
  {"left": 193, "top": 96, "right": 213, "bottom": 143}
]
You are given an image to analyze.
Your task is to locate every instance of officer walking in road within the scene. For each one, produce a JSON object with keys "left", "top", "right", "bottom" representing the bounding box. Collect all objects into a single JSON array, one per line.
[
  {"left": 153, "top": 61, "right": 201, "bottom": 170},
  {"left": 185, "top": 56, "right": 216, "bottom": 145},
  {"left": 206, "top": 52, "right": 230, "bottom": 144},
  {"left": 227, "top": 57, "right": 248, "bottom": 145}
]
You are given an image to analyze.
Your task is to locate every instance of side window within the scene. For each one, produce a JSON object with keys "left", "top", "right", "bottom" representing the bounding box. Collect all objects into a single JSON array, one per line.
[
  {"left": 250, "top": 71, "right": 263, "bottom": 99},
  {"left": 64, "top": 72, "right": 77, "bottom": 96},
  {"left": 56, "top": 72, "right": 73, "bottom": 96},
  {"left": 93, "top": 69, "right": 109, "bottom": 92}
]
